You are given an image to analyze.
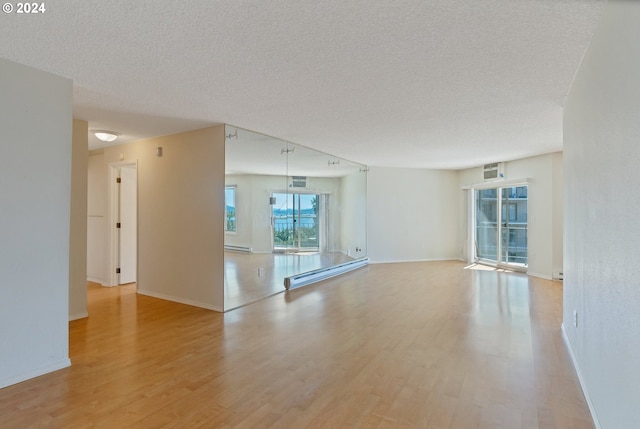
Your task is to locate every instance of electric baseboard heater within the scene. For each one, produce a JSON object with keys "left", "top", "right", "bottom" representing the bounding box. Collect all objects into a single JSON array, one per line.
[
  {"left": 224, "top": 245, "right": 252, "bottom": 253},
  {"left": 284, "top": 257, "right": 369, "bottom": 290}
]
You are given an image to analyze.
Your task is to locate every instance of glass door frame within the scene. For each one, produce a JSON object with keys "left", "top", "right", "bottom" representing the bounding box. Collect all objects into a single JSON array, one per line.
[
  {"left": 472, "top": 181, "right": 529, "bottom": 271},
  {"left": 271, "top": 191, "right": 320, "bottom": 253},
  {"left": 500, "top": 186, "right": 528, "bottom": 267}
]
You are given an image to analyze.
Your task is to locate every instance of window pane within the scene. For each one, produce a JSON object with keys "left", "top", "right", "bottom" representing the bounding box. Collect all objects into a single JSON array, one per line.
[
  {"left": 298, "top": 194, "right": 319, "bottom": 249},
  {"left": 272, "top": 193, "right": 293, "bottom": 248},
  {"left": 225, "top": 186, "right": 236, "bottom": 232},
  {"left": 476, "top": 189, "right": 498, "bottom": 261},
  {"left": 500, "top": 186, "right": 527, "bottom": 265}
]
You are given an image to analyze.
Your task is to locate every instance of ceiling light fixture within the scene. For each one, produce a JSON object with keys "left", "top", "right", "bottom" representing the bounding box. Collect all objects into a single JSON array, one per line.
[{"left": 92, "top": 130, "right": 120, "bottom": 142}]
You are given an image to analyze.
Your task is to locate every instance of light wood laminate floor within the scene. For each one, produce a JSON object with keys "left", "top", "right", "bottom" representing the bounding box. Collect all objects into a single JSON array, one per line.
[
  {"left": 224, "top": 251, "right": 354, "bottom": 310},
  {"left": 0, "top": 261, "right": 593, "bottom": 428}
]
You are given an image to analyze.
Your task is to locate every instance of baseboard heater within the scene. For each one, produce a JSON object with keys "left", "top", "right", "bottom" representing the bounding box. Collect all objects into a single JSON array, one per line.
[
  {"left": 224, "top": 245, "right": 252, "bottom": 253},
  {"left": 284, "top": 257, "right": 369, "bottom": 290}
]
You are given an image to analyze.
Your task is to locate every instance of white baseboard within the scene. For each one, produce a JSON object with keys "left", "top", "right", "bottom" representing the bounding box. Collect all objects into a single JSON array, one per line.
[
  {"left": 561, "top": 324, "right": 601, "bottom": 429},
  {"left": 368, "top": 258, "right": 458, "bottom": 265},
  {"left": 526, "top": 271, "right": 552, "bottom": 280},
  {"left": 69, "top": 312, "right": 88, "bottom": 321},
  {"left": 88, "top": 276, "right": 116, "bottom": 287},
  {"left": 0, "top": 358, "right": 71, "bottom": 390},
  {"left": 137, "top": 289, "right": 223, "bottom": 312}
]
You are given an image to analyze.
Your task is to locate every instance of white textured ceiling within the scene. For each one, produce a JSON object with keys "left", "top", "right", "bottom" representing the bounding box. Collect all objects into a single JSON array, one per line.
[{"left": 0, "top": 0, "right": 605, "bottom": 169}]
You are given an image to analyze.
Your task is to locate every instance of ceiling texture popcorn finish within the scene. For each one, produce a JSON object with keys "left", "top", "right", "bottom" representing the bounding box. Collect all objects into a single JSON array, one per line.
[{"left": 0, "top": 0, "right": 605, "bottom": 169}]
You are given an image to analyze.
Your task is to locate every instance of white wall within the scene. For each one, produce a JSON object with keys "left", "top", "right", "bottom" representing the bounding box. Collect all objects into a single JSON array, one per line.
[
  {"left": 87, "top": 152, "right": 107, "bottom": 283},
  {"left": 457, "top": 152, "right": 563, "bottom": 279},
  {"left": 0, "top": 58, "right": 72, "bottom": 388},
  {"left": 563, "top": 2, "right": 640, "bottom": 427},
  {"left": 367, "top": 167, "right": 459, "bottom": 263}
]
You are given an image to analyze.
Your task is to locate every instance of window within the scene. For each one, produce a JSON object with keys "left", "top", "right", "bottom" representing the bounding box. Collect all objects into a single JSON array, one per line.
[{"left": 225, "top": 186, "right": 236, "bottom": 233}]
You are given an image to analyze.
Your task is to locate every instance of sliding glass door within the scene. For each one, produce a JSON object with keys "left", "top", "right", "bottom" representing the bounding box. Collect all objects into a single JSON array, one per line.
[
  {"left": 475, "top": 185, "right": 528, "bottom": 267},
  {"left": 272, "top": 193, "right": 320, "bottom": 252}
]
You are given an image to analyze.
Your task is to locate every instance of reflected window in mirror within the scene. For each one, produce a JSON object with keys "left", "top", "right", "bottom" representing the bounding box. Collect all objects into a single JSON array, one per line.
[
  {"left": 225, "top": 185, "right": 237, "bottom": 233},
  {"left": 223, "top": 124, "right": 368, "bottom": 311}
]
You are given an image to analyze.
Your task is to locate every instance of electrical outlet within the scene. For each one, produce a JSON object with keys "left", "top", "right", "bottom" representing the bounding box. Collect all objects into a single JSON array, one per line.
[
  {"left": 258, "top": 267, "right": 264, "bottom": 277},
  {"left": 573, "top": 310, "right": 578, "bottom": 328}
]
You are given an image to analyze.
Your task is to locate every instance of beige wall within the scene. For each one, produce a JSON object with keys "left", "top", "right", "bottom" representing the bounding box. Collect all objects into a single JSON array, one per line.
[
  {"left": 69, "top": 119, "right": 88, "bottom": 320},
  {"left": 102, "top": 126, "right": 226, "bottom": 311},
  {"left": 87, "top": 152, "right": 107, "bottom": 283}
]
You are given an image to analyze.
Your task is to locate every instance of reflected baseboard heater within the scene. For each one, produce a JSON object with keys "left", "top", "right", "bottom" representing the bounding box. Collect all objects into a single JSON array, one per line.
[
  {"left": 284, "top": 257, "right": 369, "bottom": 290},
  {"left": 224, "top": 245, "right": 252, "bottom": 253}
]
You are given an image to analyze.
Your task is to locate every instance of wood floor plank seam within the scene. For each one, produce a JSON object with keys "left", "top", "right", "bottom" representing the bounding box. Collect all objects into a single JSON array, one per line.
[{"left": 0, "top": 262, "right": 594, "bottom": 429}]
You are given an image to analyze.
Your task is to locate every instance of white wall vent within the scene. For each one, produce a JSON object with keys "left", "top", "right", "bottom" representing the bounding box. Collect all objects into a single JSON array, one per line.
[
  {"left": 483, "top": 162, "right": 503, "bottom": 181},
  {"left": 290, "top": 176, "right": 307, "bottom": 188}
]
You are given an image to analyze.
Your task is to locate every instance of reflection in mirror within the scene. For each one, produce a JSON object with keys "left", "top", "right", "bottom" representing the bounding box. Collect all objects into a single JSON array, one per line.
[{"left": 224, "top": 125, "right": 367, "bottom": 310}]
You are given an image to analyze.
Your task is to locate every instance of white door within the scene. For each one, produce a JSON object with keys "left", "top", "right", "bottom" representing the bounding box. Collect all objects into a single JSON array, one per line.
[{"left": 119, "top": 166, "right": 137, "bottom": 284}]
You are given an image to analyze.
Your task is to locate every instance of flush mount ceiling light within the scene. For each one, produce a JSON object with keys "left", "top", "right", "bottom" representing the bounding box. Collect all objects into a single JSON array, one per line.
[{"left": 92, "top": 130, "right": 119, "bottom": 142}]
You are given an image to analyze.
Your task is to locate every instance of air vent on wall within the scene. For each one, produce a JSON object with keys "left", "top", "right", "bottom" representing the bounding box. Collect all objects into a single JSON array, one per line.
[
  {"left": 290, "top": 176, "right": 307, "bottom": 188},
  {"left": 483, "top": 162, "right": 503, "bottom": 181}
]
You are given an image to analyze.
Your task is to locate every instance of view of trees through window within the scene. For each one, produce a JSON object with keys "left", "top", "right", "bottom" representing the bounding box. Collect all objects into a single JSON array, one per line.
[
  {"left": 272, "top": 193, "right": 319, "bottom": 251},
  {"left": 225, "top": 186, "right": 236, "bottom": 232}
]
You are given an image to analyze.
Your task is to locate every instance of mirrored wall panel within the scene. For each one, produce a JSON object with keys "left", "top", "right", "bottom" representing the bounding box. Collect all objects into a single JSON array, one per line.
[{"left": 224, "top": 125, "right": 367, "bottom": 310}]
